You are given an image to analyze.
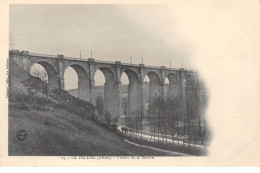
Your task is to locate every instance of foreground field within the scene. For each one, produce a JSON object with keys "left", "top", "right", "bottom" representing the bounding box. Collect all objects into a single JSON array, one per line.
[{"left": 8, "top": 104, "right": 182, "bottom": 156}]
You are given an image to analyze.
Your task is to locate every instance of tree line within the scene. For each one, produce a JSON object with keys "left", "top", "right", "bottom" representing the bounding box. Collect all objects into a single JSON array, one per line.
[{"left": 125, "top": 78, "right": 209, "bottom": 147}]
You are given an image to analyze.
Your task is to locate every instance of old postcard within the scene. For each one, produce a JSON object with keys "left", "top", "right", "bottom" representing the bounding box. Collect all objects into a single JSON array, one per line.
[{"left": 0, "top": 0, "right": 260, "bottom": 166}]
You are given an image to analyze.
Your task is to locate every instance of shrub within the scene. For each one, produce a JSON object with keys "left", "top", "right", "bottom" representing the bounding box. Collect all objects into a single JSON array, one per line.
[
  {"left": 110, "top": 124, "right": 118, "bottom": 131},
  {"left": 44, "top": 118, "right": 50, "bottom": 126},
  {"left": 104, "top": 111, "right": 111, "bottom": 125},
  {"left": 9, "top": 93, "right": 28, "bottom": 103},
  {"left": 18, "top": 102, "right": 30, "bottom": 111}
]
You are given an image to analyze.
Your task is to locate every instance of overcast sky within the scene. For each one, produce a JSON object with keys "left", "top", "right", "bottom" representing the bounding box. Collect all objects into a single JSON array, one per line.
[
  {"left": 10, "top": 4, "right": 191, "bottom": 65},
  {"left": 10, "top": 4, "right": 193, "bottom": 88},
  {"left": 10, "top": 2, "right": 260, "bottom": 89}
]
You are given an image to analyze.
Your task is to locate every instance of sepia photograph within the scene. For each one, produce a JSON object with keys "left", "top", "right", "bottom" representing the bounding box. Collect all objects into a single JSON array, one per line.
[
  {"left": 1, "top": 0, "right": 260, "bottom": 166},
  {"left": 8, "top": 4, "right": 209, "bottom": 156}
]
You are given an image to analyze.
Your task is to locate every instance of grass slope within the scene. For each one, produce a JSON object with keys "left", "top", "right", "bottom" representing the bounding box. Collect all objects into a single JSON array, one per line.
[{"left": 9, "top": 103, "right": 175, "bottom": 156}]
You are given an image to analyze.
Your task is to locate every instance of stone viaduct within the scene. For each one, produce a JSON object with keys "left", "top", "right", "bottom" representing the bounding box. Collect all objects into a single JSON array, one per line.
[{"left": 9, "top": 50, "right": 199, "bottom": 118}]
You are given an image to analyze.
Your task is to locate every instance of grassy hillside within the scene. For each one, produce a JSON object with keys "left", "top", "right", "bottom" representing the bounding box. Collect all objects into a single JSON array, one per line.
[
  {"left": 9, "top": 102, "right": 174, "bottom": 156},
  {"left": 8, "top": 94, "right": 181, "bottom": 156}
]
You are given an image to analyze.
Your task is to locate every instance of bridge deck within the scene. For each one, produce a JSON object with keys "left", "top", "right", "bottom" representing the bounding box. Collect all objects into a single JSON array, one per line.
[{"left": 11, "top": 50, "right": 195, "bottom": 72}]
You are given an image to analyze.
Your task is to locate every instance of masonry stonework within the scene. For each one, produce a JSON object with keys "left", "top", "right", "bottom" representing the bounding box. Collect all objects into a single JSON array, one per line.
[{"left": 9, "top": 50, "right": 198, "bottom": 119}]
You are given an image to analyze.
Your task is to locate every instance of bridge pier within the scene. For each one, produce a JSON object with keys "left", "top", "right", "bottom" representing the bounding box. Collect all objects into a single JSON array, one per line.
[
  {"left": 57, "top": 55, "right": 65, "bottom": 90},
  {"left": 78, "top": 77, "right": 89, "bottom": 101},
  {"left": 88, "top": 58, "right": 96, "bottom": 106},
  {"left": 160, "top": 66, "right": 166, "bottom": 99},
  {"left": 160, "top": 84, "right": 165, "bottom": 100},
  {"left": 127, "top": 82, "right": 139, "bottom": 117},
  {"left": 139, "top": 81, "right": 145, "bottom": 117},
  {"left": 115, "top": 61, "right": 122, "bottom": 118},
  {"left": 89, "top": 79, "right": 95, "bottom": 106},
  {"left": 139, "top": 65, "right": 145, "bottom": 118},
  {"left": 180, "top": 69, "right": 187, "bottom": 119},
  {"left": 104, "top": 82, "right": 116, "bottom": 117},
  {"left": 115, "top": 81, "right": 122, "bottom": 118}
]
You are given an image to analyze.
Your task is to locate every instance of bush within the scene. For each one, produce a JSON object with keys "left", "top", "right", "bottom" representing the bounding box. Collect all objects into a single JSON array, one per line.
[
  {"left": 104, "top": 111, "right": 111, "bottom": 125},
  {"left": 36, "top": 97, "right": 57, "bottom": 107},
  {"left": 18, "top": 102, "right": 30, "bottom": 111},
  {"left": 43, "top": 118, "right": 50, "bottom": 126},
  {"left": 110, "top": 124, "right": 118, "bottom": 131},
  {"left": 50, "top": 88, "right": 96, "bottom": 120},
  {"left": 112, "top": 117, "right": 118, "bottom": 123},
  {"left": 9, "top": 93, "right": 28, "bottom": 103}
]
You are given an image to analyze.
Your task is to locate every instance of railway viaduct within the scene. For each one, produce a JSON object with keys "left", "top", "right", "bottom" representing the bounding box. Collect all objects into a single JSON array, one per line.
[{"left": 9, "top": 50, "right": 199, "bottom": 118}]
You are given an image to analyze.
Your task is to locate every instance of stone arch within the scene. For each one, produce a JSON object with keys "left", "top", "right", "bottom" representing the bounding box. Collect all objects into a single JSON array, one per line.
[
  {"left": 98, "top": 67, "right": 115, "bottom": 83},
  {"left": 146, "top": 71, "right": 161, "bottom": 102},
  {"left": 32, "top": 57, "right": 59, "bottom": 72},
  {"left": 120, "top": 66, "right": 139, "bottom": 78},
  {"left": 165, "top": 73, "right": 182, "bottom": 100},
  {"left": 93, "top": 64, "right": 116, "bottom": 80},
  {"left": 143, "top": 69, "right": 161, "bottom": 82},
  {"left": 121, "top": 68, "right": 140, "bottom": 117},
  {"left": 30, "top": 61, "right": 58, "bottom": 89},
  {"left": 94, "top": 66, "right": 116, "bottom": 117},
  {"left": 64, "top": 64, "right": 89, "bottom": 101}
]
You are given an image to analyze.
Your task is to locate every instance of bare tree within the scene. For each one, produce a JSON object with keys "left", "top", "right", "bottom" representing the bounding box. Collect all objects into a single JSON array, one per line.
[
  {"left": 40, "top": 71, "right": 48, "bottom": 98},
  {"left": 30, "top": 66, "right": 49, "bottom": 98}
]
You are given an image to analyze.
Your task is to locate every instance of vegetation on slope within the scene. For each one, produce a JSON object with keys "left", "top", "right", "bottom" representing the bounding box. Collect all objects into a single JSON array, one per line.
[
  {"left": 9, "top": 92, "right": 178, "bottom": 156},
  {"left": 8, "top": 61, "right": 176, "bottom": 156}
]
